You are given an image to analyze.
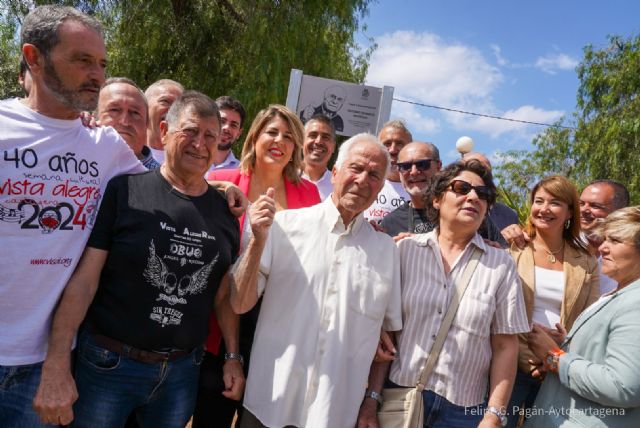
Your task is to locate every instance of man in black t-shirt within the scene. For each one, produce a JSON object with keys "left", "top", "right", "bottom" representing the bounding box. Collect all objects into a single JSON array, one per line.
[
  {"left": 33, "top": 92, "right": 243, "bottom": 427},
  {"left": 380, "top": 142, "right": 441, "bottom": 239}
]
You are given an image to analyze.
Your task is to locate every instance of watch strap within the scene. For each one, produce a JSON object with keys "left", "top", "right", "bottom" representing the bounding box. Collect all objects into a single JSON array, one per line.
[{"left": 224, "top": 352, "right": 244, "bottom": 365}]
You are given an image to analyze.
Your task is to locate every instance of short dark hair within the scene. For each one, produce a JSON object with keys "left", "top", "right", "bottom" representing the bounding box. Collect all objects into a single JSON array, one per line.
[
  {"left": 588, "top": 179, "right": 630, "bottom": 210},
  {"left": 165, "top": 91, "right": 221, "bottom": 130},
  {"left": 424, "top": 159, "right": 496, "bottom": 224},
  {"left": 215, "top": 96, "right": 246, "bottom": 127},
  {"left": 306, "top": 113, "right": 336, "bottom": 141},
  {"left": 21, "top": 5, "right": 103, "bottom": 59}
]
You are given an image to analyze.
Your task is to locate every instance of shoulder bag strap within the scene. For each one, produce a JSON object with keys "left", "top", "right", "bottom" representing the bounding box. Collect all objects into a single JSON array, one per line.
[{"left": 415, "top": 246, "right": 482, "bottom": 390}]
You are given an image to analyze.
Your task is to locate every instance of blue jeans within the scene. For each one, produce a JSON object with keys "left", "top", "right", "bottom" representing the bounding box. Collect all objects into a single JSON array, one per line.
[
  {"left": 71, "top": 331, "right": 204, "bottom": 428},
  {"left": 0, "top": 361, "right": 57, "bottom": 427},
  {"left": 422, "top": 389, "right": 484, "bottom": 428},
  {"left": 505, "top": 370, "right": 541, "bottom": 428}
]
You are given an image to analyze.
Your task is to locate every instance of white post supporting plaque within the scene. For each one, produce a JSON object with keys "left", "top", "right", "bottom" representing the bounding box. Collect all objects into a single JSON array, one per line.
[
  {"left": 376, "top": 86, "right": 394, "bottom": 134},
  {"left": 285, "top": 69, "right": 303, "bottom": 111}
]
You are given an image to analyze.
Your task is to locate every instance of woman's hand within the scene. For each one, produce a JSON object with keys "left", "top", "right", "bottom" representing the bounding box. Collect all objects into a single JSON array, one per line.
[
  {"left": 540, "top": 323, "right": 567, "bottom": 347},
  {"left": 528, "top": 323, "right": 560, "bottom": 360},
  {"left": 249, "top": 188, "right": 276, "bottom": 243}
]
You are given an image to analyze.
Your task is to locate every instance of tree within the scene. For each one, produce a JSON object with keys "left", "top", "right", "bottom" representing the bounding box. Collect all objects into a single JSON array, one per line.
[
  {"left": 0, "top": 6, "right": 22, "bottom": 99},
  {"left": 1, "top": 0, "right": 374, "bottom": 128},
  {"left": 574, "top": 34, "right": 640, "bottom": 202},
  {"left": 495, "top": 119, "right": 579, "bottom": 223},
  {"left": 496, "top": 34, "right": 640, "bottom": 208}
]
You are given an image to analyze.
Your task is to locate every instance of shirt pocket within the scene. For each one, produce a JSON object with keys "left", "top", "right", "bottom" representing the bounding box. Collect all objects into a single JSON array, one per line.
[
  {"left": 452, "top": 290, "right": 496, "bottom": 338},
  {"left": 348, "top": 265, "right": 391, "bottom": 321}
]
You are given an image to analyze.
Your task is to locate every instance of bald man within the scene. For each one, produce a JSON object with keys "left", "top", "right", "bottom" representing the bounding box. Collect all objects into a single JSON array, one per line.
[
  {"left": 97, "top": 77, "right": 160, "bottom": 169},
  {"left": 464, "top": 152, "right": 519, "bottom": 230},
  {"left": 144, "top": 79, "right": 184, "bottom": 164}
]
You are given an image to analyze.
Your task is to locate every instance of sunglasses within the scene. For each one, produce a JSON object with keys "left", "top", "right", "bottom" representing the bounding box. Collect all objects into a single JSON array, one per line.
[
  {"left": 448, "top": 180, "right": 492, "bottom": 201},
  {"left": 396, "top": 159, "right": 434, "bottom": 172}
]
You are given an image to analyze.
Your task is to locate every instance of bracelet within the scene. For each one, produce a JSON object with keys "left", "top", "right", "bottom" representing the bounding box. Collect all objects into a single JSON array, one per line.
[
  {"left": 544, "top": 348, "right": 566, "bottom": 374},
  {"left": 224, "top": 352, "right": 244, "bottom": 366},
  {"left": 363, "top": 389, "right": 383, "bottom": 410},
  {"left": 485, "top": 406, "right": 507, "bottom": 427}
]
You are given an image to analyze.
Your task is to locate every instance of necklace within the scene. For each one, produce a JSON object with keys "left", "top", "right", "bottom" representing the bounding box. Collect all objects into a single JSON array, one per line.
[{"left": 539, "top": 243, "right": 564, "bottom": 263}]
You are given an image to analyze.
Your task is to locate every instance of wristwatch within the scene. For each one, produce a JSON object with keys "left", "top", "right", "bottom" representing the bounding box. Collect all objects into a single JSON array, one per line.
[
  {"left": 363, "top": 389, "right": 383, "bottom": 410},
  {"left": 224, "top": 352, "right": 244, "bottom": 366},
  {"left": 485, "top": 406, "right": 507, "bottom": 427},
  {"left": 544, "top": 348, "right": 566, "bottom": 374}
]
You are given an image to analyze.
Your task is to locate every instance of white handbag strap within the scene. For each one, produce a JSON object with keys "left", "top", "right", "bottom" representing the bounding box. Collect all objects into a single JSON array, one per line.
[{"left": 415, "top": 246, "right": 482, "bottom": 390}]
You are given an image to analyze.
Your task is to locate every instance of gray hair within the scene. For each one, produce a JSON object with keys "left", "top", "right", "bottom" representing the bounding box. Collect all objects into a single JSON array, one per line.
[
  {"left": 144, "top": 79, "right": 184, "bottom": 98},
  {"left": 594, "top": 206, "right": 640, "bottom": 251},
  {"left": 334, "top": 133, "right": 390, "bottom": 178},
  {"left": 380, "top": 119, "right": 413, "bottom": 141},
  {"left": 21, "top": 5, "right": 103, "bottom": 59},
  {"left": 165, "top": 91, "right": 220, "bottom": 131}
]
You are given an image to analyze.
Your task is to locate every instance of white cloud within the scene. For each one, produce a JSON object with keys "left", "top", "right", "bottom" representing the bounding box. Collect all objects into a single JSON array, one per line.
[
  {"left": 365, "top": 31, "right": 565, "bottom": 139},
  {"left": 452, "top": 105, "right": 564, "bottom": 138},
  {"left": 535, "top": 53, "right": 578, "bottom": 74},
  {"left": 490, "top": 44, "right": 508, "bottom": 66}
]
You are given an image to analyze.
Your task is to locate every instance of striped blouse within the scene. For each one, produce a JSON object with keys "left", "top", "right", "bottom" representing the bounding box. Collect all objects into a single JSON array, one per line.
[{"left": 389, "top": 230, "right": 529, "bottom": 406}]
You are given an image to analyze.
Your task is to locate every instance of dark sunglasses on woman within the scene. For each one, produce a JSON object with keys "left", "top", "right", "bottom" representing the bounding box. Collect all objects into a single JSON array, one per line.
[{"left": 448, "top": 179, "right": 492, "bottom": 201}]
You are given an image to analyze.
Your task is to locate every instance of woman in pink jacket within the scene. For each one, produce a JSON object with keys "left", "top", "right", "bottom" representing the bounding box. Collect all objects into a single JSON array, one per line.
[{"left": 193, "top": 104, "right": 320, "bottom": 427}]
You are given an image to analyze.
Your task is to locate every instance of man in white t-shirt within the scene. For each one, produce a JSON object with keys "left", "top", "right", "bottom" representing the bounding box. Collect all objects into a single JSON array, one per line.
[
  {"left": 144, "top": 79, "right": 184, "bottom": 164},
  {"left": 0, "top": 6, "right": 146, "bottom": 426},
  {"left": 364, "top": 120, "right": 412, "bottom": 222},
  {"left": 301, "top": 114, "right": 336, "bottom": 200}
]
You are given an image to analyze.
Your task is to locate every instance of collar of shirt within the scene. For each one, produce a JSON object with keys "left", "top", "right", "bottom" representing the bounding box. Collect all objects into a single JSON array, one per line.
[
  {"left": 320, "top": 196, "right": 365, "bottom": 236},
  {"left": 414, "top": 228, "right": 487, "bottom": 272},
  {"left": 212, "top": 151, "right": 240, "bottom": 170}
]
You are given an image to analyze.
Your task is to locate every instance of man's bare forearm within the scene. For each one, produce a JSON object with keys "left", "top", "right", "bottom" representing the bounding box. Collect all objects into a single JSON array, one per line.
[
  {"left": 230, "top": 236, "right": 265, "bottom": 314},
  {"left": 45, "top": 248, "right": 107, "bottom": 365},
  {"left": 215, "top": 273, "right": 239, "bottom": 353}
]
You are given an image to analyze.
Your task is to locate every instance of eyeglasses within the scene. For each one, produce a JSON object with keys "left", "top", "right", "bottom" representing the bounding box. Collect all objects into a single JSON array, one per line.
[
  {"left": 448, "top": 180, "right": 492, "bottom": 201},
  {"left": 396, "top": 159, "right": 435, "bottom": 172},
  {"left": 171, "top": 126, "right": 218, "bottom": 145}
]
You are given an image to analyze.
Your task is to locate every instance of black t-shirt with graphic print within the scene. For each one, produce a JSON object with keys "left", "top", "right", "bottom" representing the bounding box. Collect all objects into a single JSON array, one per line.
[{"left": 86, "top": 169, "right": 239, "bottom": 351}]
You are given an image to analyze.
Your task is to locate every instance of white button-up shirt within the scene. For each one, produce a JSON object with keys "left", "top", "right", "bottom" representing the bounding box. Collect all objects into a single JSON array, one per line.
[
  {"left": 390, "top": 230, "right": 529, "bottom": 407},
  {"left": 207, "top": 151, "right": 240, "bottom": 173},
  {"left": 302, "top": 169, "right": 333, "bottom": 201},
  {"left": 243, "top": 198, "right": 402, "bottom": 428}
]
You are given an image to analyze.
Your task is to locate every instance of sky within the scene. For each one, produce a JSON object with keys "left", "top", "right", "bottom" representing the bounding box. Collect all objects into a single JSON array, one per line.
[{"left": 358, "top": 0, "right": 640, "bottom": 165}]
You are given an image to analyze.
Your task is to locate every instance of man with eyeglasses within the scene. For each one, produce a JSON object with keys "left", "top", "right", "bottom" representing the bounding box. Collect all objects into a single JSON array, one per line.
[
  {"left": 207, "top": 95, "right": 246, "bottom": 172},
  {"left": 380, "top": 141, "right": 441, "bottom": 239}
]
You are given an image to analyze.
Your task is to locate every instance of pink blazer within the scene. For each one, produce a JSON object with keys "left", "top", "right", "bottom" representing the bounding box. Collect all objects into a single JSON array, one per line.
[{"left": 205, "top": 169, "right": 321, "bottom": 353}]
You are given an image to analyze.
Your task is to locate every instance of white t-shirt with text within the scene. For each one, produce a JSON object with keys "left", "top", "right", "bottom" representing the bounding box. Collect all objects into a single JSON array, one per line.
[{"left": 0, "top": 98, "right": 145, "bottom": 365}]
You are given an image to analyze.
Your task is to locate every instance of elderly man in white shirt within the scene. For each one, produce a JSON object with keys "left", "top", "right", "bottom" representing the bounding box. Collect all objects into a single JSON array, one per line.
[{"left": 230, "top": 133, "right": 402, "bottom": 428}]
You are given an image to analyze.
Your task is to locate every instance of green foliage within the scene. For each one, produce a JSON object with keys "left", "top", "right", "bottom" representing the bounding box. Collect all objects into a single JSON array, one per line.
[
  {"left": 1, "top": 0, "right": 373, "bottom": 159},
  {"left": 574, "top": 34, "right": 640, "bottom": 202},
  {"left": 497, "top": 34, "right": 640, "bottom": 211},
  {"left": 0, "top": 10, "right": 21, "bottom": 99}
]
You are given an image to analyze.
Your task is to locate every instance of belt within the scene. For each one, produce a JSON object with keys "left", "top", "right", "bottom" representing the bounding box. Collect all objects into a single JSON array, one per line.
[{"left": 90, "top": 333, "right": 191, "bottom": 364}]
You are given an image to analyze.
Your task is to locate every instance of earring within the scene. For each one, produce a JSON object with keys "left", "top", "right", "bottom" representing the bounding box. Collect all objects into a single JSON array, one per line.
[{"left": 565, "top": 219, "right": 570, "bottom": 229}]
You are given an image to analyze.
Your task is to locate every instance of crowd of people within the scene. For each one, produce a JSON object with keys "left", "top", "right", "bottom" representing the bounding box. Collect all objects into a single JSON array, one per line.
[{"left": 1, "top": 5, "right": 639, "bottom": 428}]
